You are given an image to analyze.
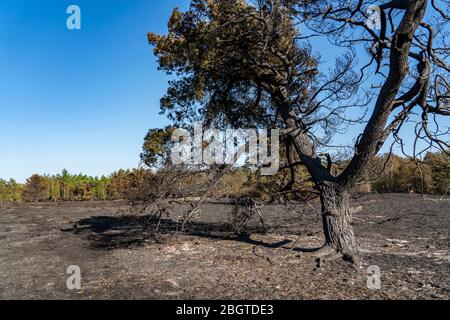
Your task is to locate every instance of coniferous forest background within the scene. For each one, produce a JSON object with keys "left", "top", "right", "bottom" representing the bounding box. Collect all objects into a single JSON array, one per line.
[{"left": 1, "top": 151, "right": 448, "bottom": 203}]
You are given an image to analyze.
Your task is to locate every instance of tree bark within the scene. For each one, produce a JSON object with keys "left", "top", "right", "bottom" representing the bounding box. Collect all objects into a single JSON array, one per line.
[
  {"left": 318, "top": 182, "right": 358, "bottom": 263},
  {"left": 277, "top": 99, "right": 359, "bottom": 262}
]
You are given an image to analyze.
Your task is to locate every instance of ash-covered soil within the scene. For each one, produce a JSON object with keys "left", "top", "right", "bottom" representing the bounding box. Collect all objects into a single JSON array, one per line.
[{"left": 0, "top": 194, "right": 448, "bottom": 300}]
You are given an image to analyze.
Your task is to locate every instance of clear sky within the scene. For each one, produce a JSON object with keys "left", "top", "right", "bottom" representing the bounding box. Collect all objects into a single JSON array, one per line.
[
  {"left": 0, "top": 1, "right": 448, "bottom": 182},
  {"left": 0, "top": 0, "right": 190, "bottom": 182}
]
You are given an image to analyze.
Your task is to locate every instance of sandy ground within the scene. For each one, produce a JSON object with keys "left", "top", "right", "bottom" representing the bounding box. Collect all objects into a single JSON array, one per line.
[{"left": 0, "top": 194, "right": 448, "bottom": 300}]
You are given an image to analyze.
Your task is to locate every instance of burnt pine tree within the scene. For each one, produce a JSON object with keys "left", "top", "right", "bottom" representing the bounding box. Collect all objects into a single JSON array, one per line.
[{"left": 148, "top": 0, "right": 449, "bottom": 263}]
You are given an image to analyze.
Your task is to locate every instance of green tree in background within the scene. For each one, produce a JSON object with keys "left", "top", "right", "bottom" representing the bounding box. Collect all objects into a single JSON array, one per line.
[
  {"left": 141, "top": 126, "right": 176, "bottom": 169},
  {"left": 22, "top": 174, "right": 49, "bottom": 202},
  {"left": 0, "top": 179, "right": 23, "bottom": 202}
]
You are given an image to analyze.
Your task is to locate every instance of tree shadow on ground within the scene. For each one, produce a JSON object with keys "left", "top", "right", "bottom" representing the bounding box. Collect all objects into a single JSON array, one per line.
[{"left": 61, "top": 215, "right": 314, "bottom": 251}]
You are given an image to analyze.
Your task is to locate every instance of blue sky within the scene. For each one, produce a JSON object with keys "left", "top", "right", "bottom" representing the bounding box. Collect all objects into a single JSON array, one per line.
[
  {"left": 0, "top": 0, "right": 190, "bottom": 182},
  {"left": 0, "top": 1, "right": 448, "bottom": 182}
]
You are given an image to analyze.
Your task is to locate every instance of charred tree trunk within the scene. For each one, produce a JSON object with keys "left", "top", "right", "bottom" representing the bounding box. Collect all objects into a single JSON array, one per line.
[
  {"left": 277, "top": 100, "right": 359, "bottom": 262},
  {"left": 319, "top": 182, "right": 358, "bottom": 263}
]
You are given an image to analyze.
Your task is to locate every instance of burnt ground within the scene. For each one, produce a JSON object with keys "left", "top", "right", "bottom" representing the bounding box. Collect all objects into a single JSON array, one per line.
[{"left": 0, "top": 193, "right": 448, "bottom": 300}]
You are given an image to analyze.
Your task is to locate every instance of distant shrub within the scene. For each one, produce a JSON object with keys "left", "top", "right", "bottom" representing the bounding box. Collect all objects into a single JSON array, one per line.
[
  {"left": 0, "top": 179, "right": 23, "bottom": 202},
  {"left": 371, "top": 152, "right": 448, "bottom": 195},
  {"left": 22, "top": 174, "right": 49, "bottom": 202}
]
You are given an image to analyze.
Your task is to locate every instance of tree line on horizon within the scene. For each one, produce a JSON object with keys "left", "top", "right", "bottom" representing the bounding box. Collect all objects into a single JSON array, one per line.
[
  {"left": 0, "top": 169, "right": 150, "bottom": 203},
  {"left": 0, "top": 151, "right": 448, "bottom": 203}
]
